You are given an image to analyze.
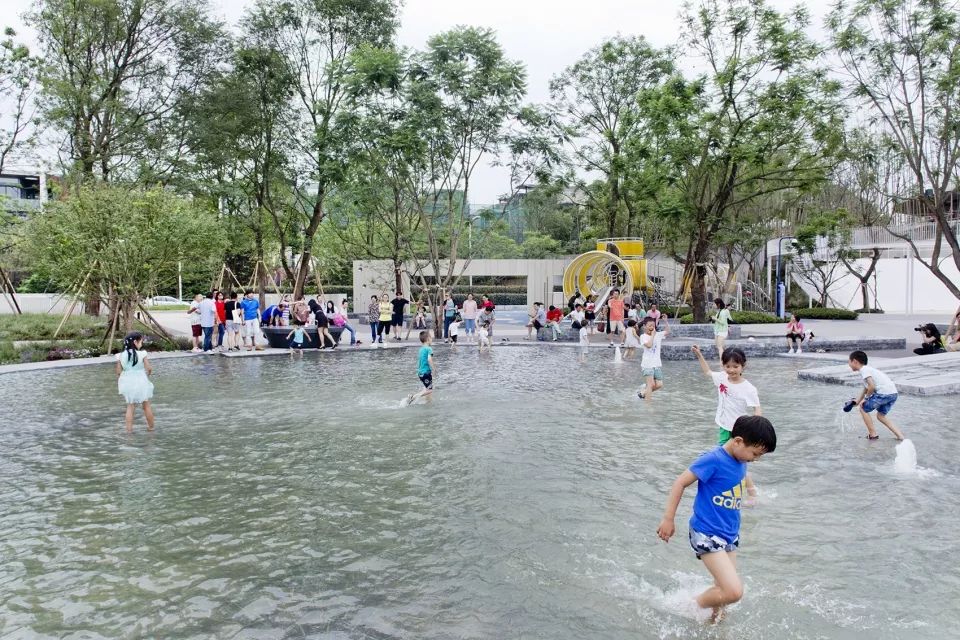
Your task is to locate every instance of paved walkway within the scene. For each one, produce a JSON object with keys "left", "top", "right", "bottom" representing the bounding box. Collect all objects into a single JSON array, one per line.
[{"left": 797, "top": 351, "right": 960, "bottom": 396}]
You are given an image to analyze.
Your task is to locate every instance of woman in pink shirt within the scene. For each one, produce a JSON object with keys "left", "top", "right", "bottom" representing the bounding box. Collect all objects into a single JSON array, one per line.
[{"left": 785, "top": 313, "right": 805, "bottom": 354}]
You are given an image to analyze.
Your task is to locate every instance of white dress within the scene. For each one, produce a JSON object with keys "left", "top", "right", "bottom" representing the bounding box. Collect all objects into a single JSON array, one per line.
[
  {"left": 624, "top": 328, "right": 641, "bottom": 348},
  {"left": 117, "top": 350, "right": 154, "bottom": 404}
]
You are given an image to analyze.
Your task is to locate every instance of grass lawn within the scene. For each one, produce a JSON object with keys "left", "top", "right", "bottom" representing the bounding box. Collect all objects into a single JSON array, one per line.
[{"left": 0, "top": 313, "right": 190, "bottom": 365}]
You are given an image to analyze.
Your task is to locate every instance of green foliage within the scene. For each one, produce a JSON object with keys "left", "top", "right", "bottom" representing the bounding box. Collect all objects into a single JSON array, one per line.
[
  {"left": 0, "top": 340, "right": 17, "bottom": 364},
  {"left": 788, "top": 307, "right": 858, "bottom": 320},
  {"left": 549, "top": 35, "right": 675, "bottom": 237},
  {"left": 24, "top": 185, "right": 224, "bottom": 317},
  {"left": 0, "top": 27, "right": 40, "bottom": 172},
  {"left": 29, "top": 0, "right": 227, "bottom": 181},
  {"left": 678, "top": 308, "right": 857, "bottom": 323},
  {"left": 520, "top": 232, "right": 562, "bottom": 258},
  {"left": 679, "top": 311, "right": 779, "bottom": 324},
  {"left": 630, "top": 0, "right": 845, "bottom": 321},
  {"left": 0, "top": 313, "right": 103, "bottom": 341}
]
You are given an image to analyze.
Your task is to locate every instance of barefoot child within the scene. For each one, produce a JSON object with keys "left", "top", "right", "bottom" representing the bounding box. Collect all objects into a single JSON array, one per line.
[
  {"left": 623, "top": 318, "right": 640, "bottom": 359},
  {"left": 848, "top": 350, "right": 905, "bottom": 440},
  {"left": 577, "top": 320, "right": 589, "bottom": 362},
  {"left": 657, "top": 416, "right": 777, "bottom": 623},
  {"left": 115, "top": 332, "right": 155, "bottom": 433},
  {"left": 692, "top": 345, "right": 761, "bottom": 500},
  {"left": 285, "top": 321, "right": 312, "bottom": 356},
  {"left": 478, "top": 321, "right": 492, "bottom": 352},
  {"left": 407, "top": 331, "right": 435, "bottom": 404},
  {"left": 638, "top": 317, "right": 669, "bottom": 402}
]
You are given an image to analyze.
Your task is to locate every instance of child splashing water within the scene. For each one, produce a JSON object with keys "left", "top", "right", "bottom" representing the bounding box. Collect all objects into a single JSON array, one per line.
[
  {"left": 657, "top": 416, "right": 777, "bottom": 624},
  {"left": 638, "top": 317, "right": 669, "bottom": 402},
  {"left": 115, "top": 332, "right": 155, "bottom": 432},
  {"left": 406, "top": 331, "right": 435, "bottom": 405}
]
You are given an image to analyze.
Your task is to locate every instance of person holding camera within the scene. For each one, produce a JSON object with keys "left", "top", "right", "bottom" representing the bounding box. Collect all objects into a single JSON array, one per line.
[{"left": 913, "top": 322, "right": 945, "bottom": 356}]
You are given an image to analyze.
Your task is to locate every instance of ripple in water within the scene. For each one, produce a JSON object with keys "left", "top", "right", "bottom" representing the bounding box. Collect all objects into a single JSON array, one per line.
[{"left": 0, "top": 349, "right": 957, "bottom": 638}]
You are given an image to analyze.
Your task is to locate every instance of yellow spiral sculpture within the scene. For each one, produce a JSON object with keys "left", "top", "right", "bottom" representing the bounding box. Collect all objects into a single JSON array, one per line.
[{"left": 563, "top": 239, "right": 649, "bottom": 301}]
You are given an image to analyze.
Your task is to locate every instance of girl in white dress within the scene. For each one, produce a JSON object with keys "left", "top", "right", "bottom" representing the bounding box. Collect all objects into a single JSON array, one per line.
[{"left": 115, "top": 332, "right": 155, "bottom": 432}]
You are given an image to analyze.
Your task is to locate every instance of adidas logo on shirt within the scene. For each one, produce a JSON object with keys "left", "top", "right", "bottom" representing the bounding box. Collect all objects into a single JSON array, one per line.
[{"left": 712, "top": 480, "right": 746, "bottom": 510}]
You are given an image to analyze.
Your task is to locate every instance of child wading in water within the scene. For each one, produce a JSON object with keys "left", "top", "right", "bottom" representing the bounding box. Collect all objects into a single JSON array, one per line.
[
  {"left": 115, "top": 332, "right": 155, "bottom": 432},
  {"left": 286, "top": 321, "right": 312, "bottom": 357},
  {"left": 692, "top": 344, "right": 761, "bottom": 501},
  {"left": 623, "top": 318, "right": 641, "bottom": 359},
  {"left": 848, "top": 350, "right": 905, "bottom": 440},
  {"left": 407, "top": 330, "right": 435, "bottom": 404},
  {"left": 638, "top": 316, "right": 669, "bottom": 402},
  {"left": 657, "top": 416, "right": 777, "bottom": 623}
]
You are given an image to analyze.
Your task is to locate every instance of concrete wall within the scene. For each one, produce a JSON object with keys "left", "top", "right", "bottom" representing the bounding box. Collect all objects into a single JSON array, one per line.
[
  {"left": 805, "top": 254, "right": 960, "bottom": 314},
  {"left": 0, "top": 293, "right": 105, "bottom": 315},
  {"left": 353, "top": 258, "right": 572, "bottom": 310}
]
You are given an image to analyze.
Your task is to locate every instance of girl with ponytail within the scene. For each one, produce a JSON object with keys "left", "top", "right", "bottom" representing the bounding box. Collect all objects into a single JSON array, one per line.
[{"left": 115, "top": 332, "right": 155, "bottom": 432}]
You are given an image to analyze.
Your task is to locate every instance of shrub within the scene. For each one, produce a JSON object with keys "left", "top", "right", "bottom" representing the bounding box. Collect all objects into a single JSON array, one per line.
[
  {"left": 679, "top": 311, "right": 780, "bottom": 324},
  {"left": 0, "top": 314, "right": 103, "bottom": 341},
  {"left": 0, "top": 340, "right": 18, "bottom": 365},
  {"left": 788, "top": 307, "right": 858, "bottom": 320}
]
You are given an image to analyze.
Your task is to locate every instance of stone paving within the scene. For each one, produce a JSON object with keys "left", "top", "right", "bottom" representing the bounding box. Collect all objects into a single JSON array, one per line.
[{"left": 797, "top": 351, "right": 960, "bottom": 396}]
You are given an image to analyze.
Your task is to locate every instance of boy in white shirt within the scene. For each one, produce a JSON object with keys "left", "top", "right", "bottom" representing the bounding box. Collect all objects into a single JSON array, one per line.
[
  {"left": 848, "top": 350, "right": 905, "bottom": 440},
  {"left": 638, "top": 317, "right": 669, "bottom": 402}
]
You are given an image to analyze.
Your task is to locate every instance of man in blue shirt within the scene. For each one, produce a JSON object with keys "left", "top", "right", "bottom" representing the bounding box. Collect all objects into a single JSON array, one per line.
[
  {"left": 656, "top": 416, "right": 777, "bottom": 623},
  {"left": 239, "top": 290, "right": 261, "bottom": 352}
]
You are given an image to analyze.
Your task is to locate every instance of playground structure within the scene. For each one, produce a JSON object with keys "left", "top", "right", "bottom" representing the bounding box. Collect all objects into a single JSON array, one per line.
[
  {"left": 562, "top": 238, "right": 653, "bottom": 310},
  {"left": 562, "top": 238, "right": 774, "bottom": 314}
]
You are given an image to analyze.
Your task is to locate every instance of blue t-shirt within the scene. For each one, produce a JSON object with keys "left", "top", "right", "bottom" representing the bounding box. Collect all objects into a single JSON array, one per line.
[
  {"left": 261, "top": 305, "right": 282, "bottom": 324},
  {"left": 240, "top": 298, "right": 259, "bottom": 321},
  {"left": 418, "top": 345, "right": 433, "bottom": 376},
  {"left": 291, "top": 327, "right": 305, "bottom": 344},
  {"left": 688, "top": 446, "right": 747, "bottom": 543}
]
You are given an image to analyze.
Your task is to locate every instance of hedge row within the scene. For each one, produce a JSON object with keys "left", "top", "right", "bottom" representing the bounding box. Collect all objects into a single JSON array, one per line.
[
  {"left": 789, "top": 307, "right": 859, "bottom": 320},
  {"left": 678, "top": 307, "right": 859, "bottom": 324}
]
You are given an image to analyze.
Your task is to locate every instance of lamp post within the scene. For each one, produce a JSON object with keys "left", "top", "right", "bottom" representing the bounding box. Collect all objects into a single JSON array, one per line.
[{"left": 774, "top": 236, "right": 793, "bottom": 319}]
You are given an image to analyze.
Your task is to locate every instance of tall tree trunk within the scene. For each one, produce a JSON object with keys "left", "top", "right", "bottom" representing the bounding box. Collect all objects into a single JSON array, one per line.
[
  {"left": 256, "top": 230, "right": 266, "bottom": 309},
  {"left": 393, "top": 258, "right": 403, "bottom": 295},
  {"left": 293, "top": 195, "right": 326, "bottom": 299}
]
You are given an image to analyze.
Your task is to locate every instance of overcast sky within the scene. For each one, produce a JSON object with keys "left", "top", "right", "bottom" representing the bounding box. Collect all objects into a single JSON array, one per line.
[{"left": 5, "top": 0, "right": 836, "bottom": 203}]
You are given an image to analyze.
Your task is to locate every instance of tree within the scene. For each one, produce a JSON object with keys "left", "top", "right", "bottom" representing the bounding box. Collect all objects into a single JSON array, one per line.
[
  {"left": 403, "top": 27, "right": 526, "bottom": 332},
  {"left": 184, "top": 11, "right": 298, "bottom": 304},
  {"left": 549, "top": 36, "right": 674, "bottom": 237},
  {"left": 828, "top": 0, "right": 960, "bottom": 301},
  {"left": 30, "top": 0, "right": 226, "bottom": 182},
  {"left": 0, "top": 27, "right": 40, "bottom": 173},
  {"left": 790, "top": 210, "right": 852, "bottom": 307},
  {"left": 268, "top": 0, "right": 400, "bottom": 299},
  {"left": 24, "top": 185, "right": 223, "bottom": 331},
  {"left": 329, "top": 45, "right": 427, "bottom": 294},
  {"left": 632, "top": 0, "right": 844, "bottom": 321}
]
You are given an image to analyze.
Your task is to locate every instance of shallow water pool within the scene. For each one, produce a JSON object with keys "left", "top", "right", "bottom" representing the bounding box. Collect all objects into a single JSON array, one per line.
[{"left": 0, "top": 347, "right": 957, "bottom": 639}]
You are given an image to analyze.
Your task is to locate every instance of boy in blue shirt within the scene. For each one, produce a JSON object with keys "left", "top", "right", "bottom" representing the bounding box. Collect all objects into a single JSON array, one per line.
[
  {"left": 657, "top": 416, "right": 777, "bottom": 623},
  {"left": 407, "top": 331, "right": 435, "bottom": 405}
]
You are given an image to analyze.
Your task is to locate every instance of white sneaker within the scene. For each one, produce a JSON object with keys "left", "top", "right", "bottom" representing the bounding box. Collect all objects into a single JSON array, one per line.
[
  {"left": 796, "top": 346, "right": 802, "bottom": 354},
  {"left": 788, "top": 348, "right": 794, "bottom": 354}
]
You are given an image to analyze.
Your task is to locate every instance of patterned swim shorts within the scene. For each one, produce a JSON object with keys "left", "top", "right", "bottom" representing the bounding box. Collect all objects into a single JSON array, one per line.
[{"left": 689, "top": 528, "right": 739, "bottom": 559}]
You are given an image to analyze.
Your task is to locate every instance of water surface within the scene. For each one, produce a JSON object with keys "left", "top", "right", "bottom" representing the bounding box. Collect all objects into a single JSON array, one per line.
[{"left": 0, "top": 347, "right": 957, "bottom": 639}]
